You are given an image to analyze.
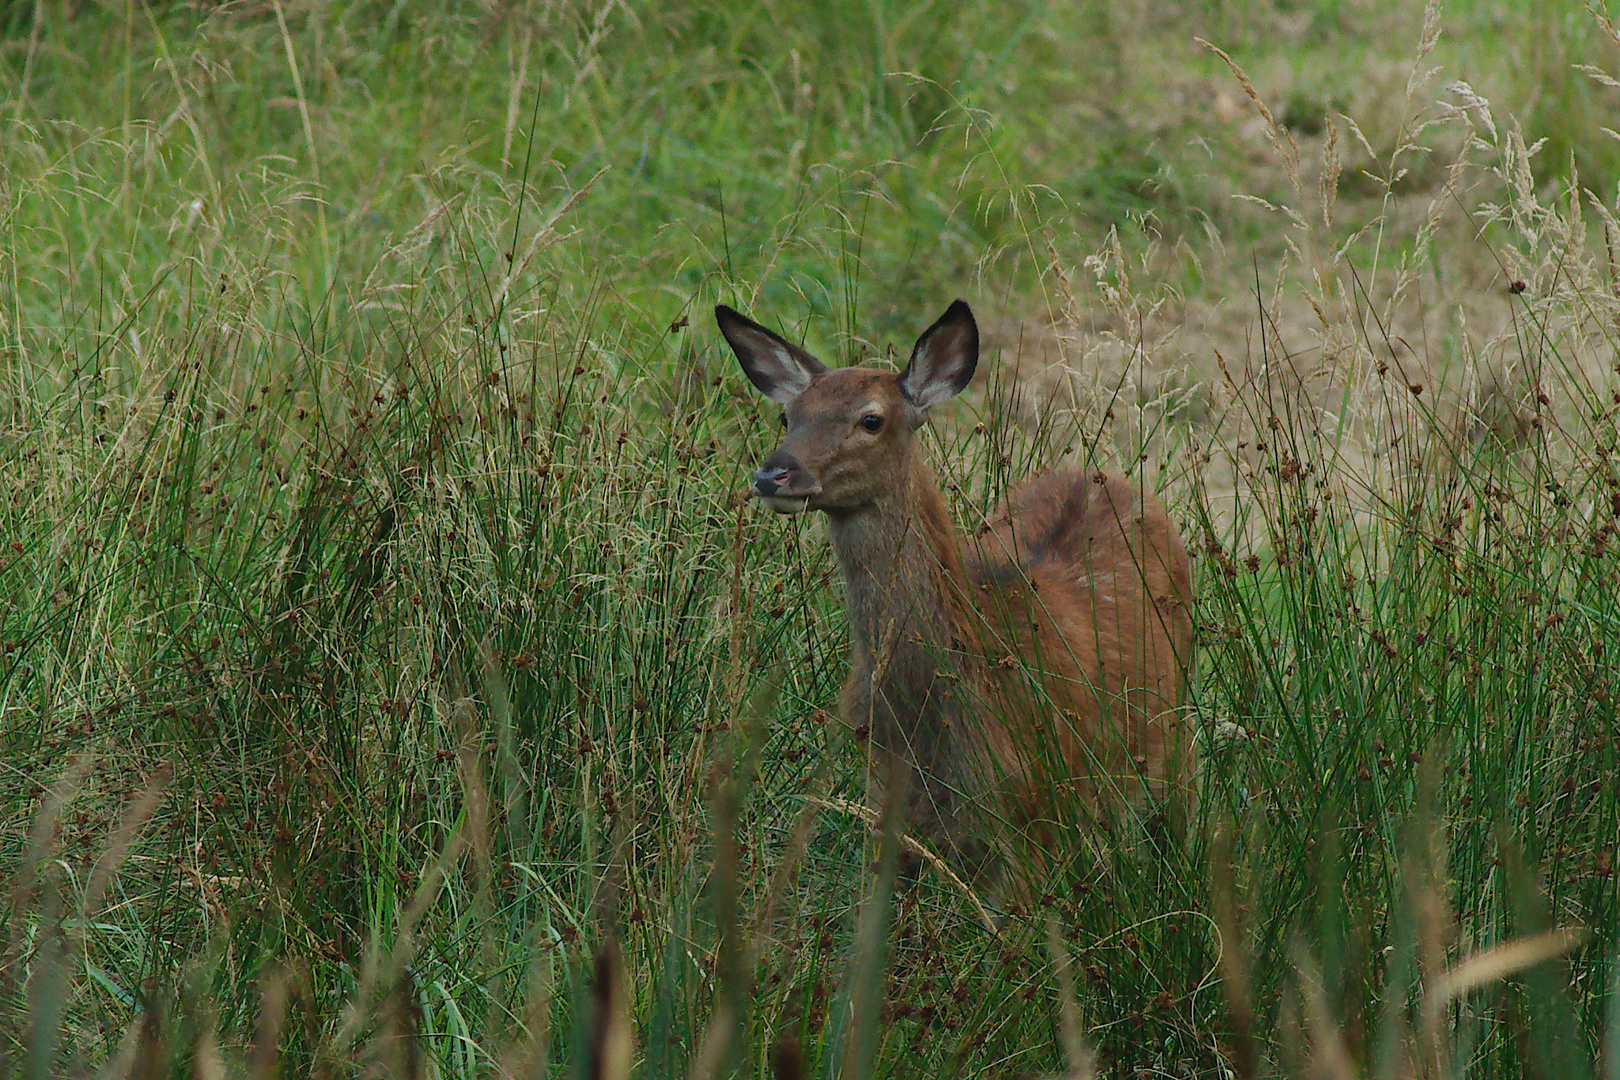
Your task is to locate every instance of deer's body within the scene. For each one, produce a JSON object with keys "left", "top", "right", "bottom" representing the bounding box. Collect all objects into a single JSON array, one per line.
[{"left": 717, "top": 301, "right": 1194, "bottom": 891}]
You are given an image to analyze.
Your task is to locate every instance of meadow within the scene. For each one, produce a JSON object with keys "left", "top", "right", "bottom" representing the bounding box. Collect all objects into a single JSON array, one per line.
[{"left": 1, "top": 0, "right": 1618, "bottom": 1075}]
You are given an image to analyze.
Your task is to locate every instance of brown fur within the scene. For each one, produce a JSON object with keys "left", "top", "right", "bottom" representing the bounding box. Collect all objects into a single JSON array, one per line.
[{"left": 718, "top": 303, "right": 1195, "bottom": 895}]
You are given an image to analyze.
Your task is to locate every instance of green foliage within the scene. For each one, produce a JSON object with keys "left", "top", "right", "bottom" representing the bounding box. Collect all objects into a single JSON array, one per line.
[{"left": 0, "top": 0, "right": 1618, "bottom": 1077}]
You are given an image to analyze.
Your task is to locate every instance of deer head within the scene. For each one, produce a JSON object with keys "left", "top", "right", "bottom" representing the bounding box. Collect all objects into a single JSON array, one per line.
[{"left": 715, "top": 301, "right": 979, "bottom": 514}]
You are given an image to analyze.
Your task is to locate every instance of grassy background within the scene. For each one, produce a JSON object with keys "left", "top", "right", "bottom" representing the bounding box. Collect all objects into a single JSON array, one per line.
[{"left": 2, "top": 0, "right": 1619, "bottom": 1076}]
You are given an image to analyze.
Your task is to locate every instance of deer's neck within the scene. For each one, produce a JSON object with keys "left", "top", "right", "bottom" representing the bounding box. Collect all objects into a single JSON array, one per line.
[
  {"left": 825, "top": 459, "right": 966, "bottom": 675},
  {"left": 825, "top": 457, "right": 993, "bottom": 872}
]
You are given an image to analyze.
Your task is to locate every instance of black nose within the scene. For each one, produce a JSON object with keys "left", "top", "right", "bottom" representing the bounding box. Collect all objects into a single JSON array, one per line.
[
  {"left": 753, "top": 449, "right": 803, "bottom": 496},
  {"left": 754, "top": 466, "right": 790, "bottom": 496}
]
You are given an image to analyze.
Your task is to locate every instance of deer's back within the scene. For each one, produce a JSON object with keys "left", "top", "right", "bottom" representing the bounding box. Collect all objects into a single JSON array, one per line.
[{"left": 965, "top": 468, "right": 1194, "bottom": 812}]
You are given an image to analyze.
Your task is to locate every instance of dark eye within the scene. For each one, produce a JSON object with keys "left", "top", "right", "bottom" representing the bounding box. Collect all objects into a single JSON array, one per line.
[
  {"left": 779, "top": 412, "right": 788, "bottom": 429},
  {"left": 861, "top": 414, "right": 884, "bottom": 433}
]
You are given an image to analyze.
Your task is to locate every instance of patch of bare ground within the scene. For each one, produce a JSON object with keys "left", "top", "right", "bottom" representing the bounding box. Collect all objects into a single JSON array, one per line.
[{"left": 981, "top": 52, "right": 1620, "bottom": 550}]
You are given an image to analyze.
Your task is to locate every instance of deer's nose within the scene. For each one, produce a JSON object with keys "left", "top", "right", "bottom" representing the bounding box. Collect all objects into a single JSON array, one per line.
[
  {"left": 754, "top": 450, "right": 810, "bottom": 496},
  {"left": 753, "top": 466, "right": 791, "bottom": 495}
]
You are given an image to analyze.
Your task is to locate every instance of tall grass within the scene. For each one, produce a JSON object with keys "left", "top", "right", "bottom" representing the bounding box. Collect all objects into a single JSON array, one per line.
[{"left": 1, "top": 0, "right": 1618, "bottom": 1076}]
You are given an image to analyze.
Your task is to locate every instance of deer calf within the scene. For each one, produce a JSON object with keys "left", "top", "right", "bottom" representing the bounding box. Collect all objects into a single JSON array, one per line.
[{"left": 717, "top": 300, "right": 1195, "bottom": 894}]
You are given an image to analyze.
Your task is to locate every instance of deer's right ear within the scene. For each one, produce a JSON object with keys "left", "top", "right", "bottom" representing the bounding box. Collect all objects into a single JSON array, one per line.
[{"left": 716, "top": 306, "right": 827, "bottom": 405}]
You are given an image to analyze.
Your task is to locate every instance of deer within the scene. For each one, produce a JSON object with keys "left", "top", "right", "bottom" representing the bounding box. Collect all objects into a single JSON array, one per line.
[{"left": 716, "top": 299, "right": 1195, "bottom": 899}]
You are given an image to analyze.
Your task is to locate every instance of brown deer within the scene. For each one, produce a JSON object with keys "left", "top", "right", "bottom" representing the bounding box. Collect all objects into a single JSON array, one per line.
[{"left": 716, "top": 299, "right": 1195, "bottom": 895}]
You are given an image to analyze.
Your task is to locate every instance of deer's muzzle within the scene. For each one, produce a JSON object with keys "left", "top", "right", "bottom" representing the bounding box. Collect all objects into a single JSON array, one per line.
[{"left": 752, "top": 449, "right": 821, "bottom": 512}]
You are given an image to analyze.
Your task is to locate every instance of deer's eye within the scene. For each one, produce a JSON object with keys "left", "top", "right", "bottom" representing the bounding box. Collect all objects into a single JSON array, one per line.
[
  {"left": 779, "top": 412, "right": 788, "bottom": 429},
  {"left": 860, "top": 414, "right": 884, "bottom": 433}
]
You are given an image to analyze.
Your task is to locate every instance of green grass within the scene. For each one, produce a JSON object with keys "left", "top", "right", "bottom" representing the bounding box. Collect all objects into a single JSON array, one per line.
[{"left": 2, "top": 0, "right": 1619, "bottom": 1076}]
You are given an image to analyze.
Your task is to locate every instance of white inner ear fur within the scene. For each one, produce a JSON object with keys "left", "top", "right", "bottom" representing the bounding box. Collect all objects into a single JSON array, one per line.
[{"left": 771, "top": 346, "right": 813, "bottom": 394}]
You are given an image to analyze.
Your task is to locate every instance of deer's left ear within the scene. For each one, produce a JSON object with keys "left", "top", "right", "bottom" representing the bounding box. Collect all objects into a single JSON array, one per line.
[
  {"left": 899, "top": 300, "right": 978, "bottom": 412},
  {"left": 716, "top": 305, "right": 828, "bottom": 405}
]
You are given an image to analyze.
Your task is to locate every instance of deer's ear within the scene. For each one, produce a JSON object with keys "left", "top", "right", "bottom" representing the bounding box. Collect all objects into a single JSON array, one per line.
[
  {"left": 716, "top": 306, "right": 827, "bottom": 405},
  {"left": 899, "top": 300, "right": 978, "bottom": 410}
]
